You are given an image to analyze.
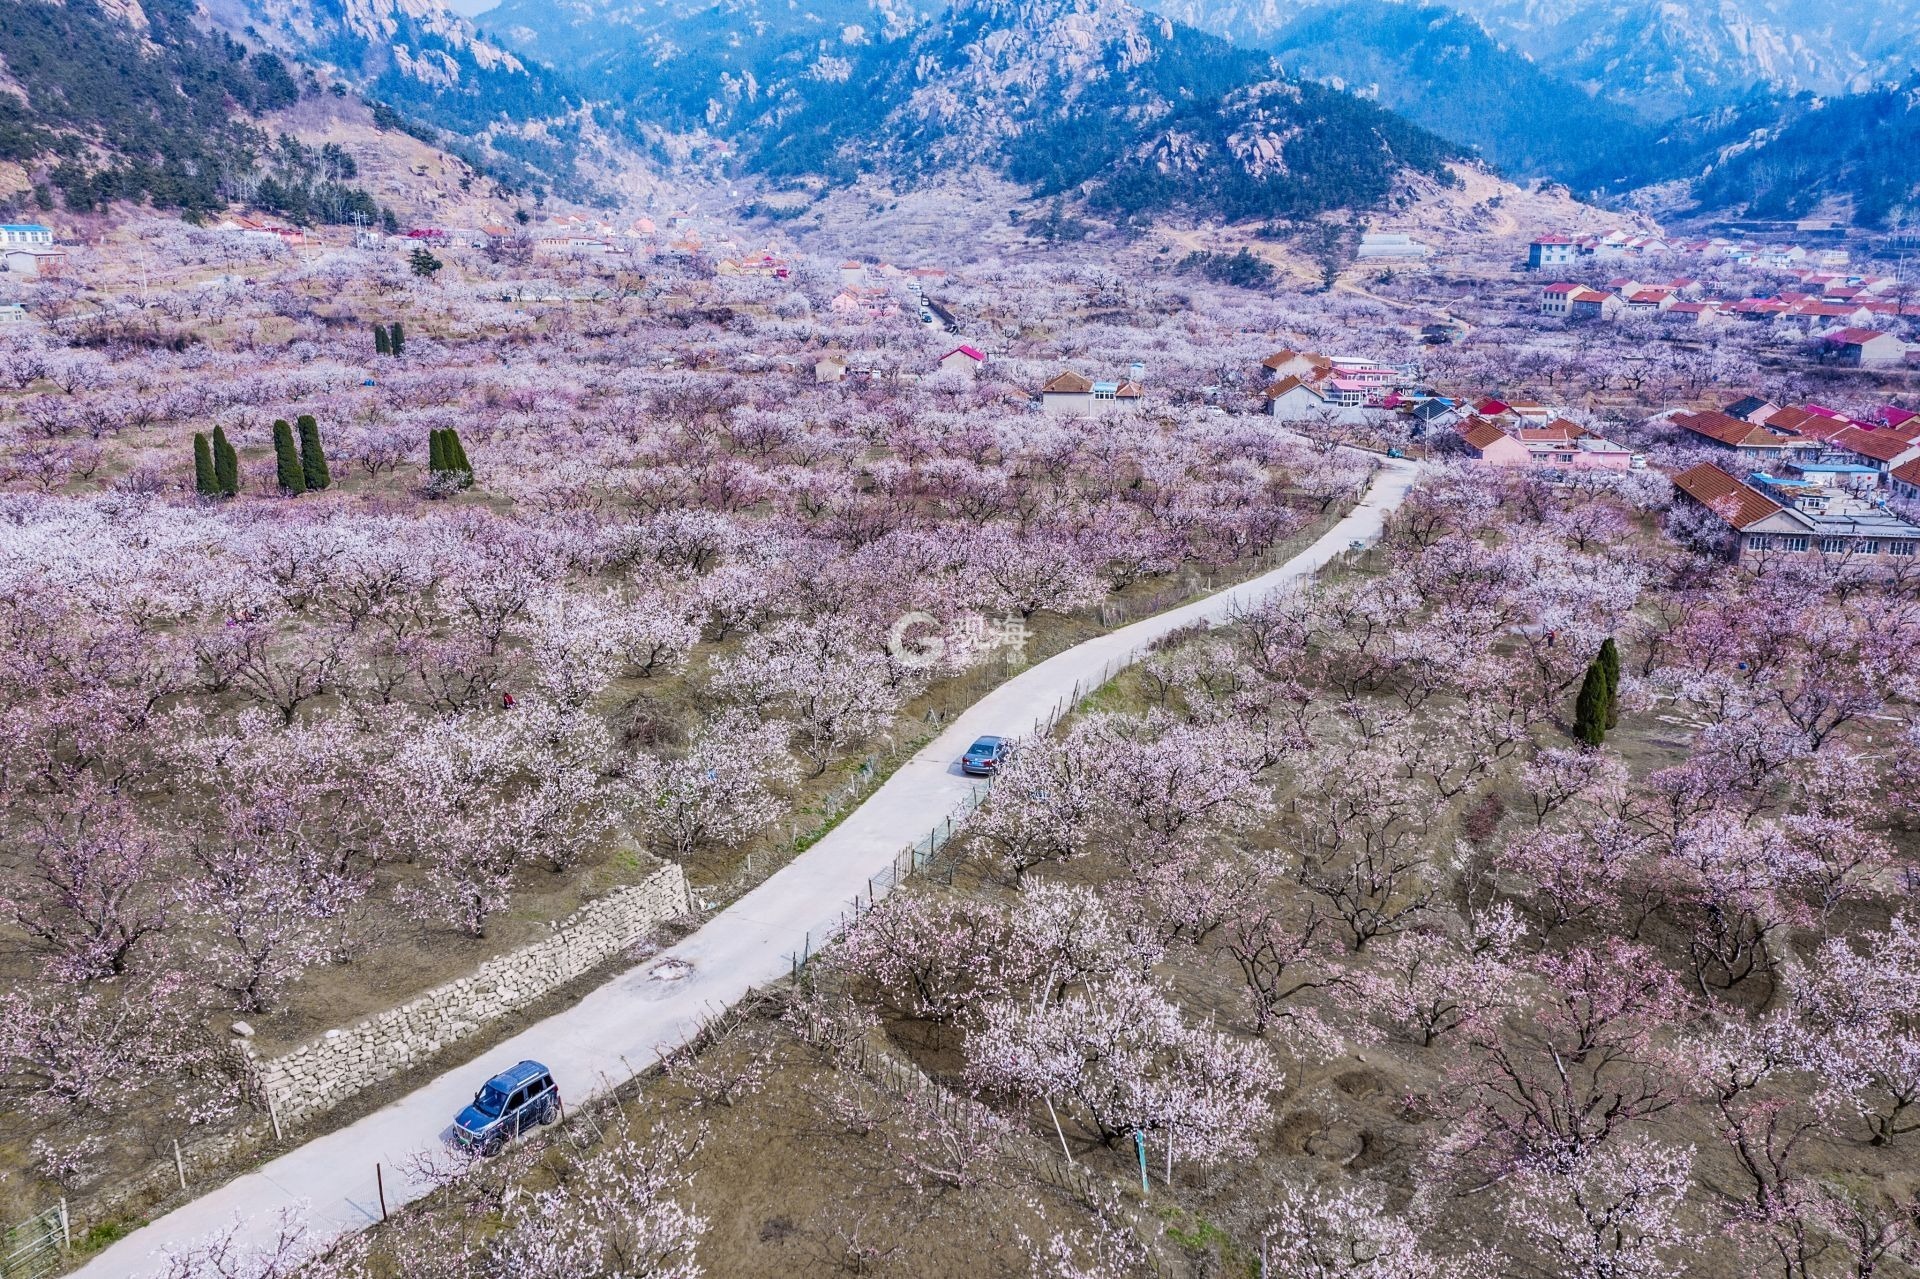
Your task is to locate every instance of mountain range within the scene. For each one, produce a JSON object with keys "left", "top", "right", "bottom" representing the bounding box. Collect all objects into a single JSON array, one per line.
[
  {"left": 0, "top": 0, "right": 1914, "bottom": 229},
  {"left": 1162, "top": 0, "right": 1920, "bottom": 225}
]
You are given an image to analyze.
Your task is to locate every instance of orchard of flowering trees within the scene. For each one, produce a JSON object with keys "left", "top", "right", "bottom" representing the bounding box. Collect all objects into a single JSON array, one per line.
[
  {"left": 0, "top": 224, "right": 1385, "bottom": 1230},
  {"left": 9, "top": 207, "right": 1920, "bottom": 1278},
  {"left": 801, "top": 457, "right": 1920, "bottom": 1279}
]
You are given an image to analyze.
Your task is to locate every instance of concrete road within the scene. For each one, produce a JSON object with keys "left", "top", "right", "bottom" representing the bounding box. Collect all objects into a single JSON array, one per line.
[{"left": 77, "top": 457, "right": 1416, "bottom": 1278}]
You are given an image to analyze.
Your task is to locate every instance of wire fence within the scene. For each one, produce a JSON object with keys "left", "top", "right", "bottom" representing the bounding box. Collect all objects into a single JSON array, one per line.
[
  {"left": 0, "top": 1202, "right": 66, "bottom": 1279},
  {"left": 786, "top": 642, "right": 1142, "bottom": 979}
]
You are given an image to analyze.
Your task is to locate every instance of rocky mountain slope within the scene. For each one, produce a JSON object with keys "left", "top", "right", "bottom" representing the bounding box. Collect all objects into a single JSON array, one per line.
[
  {"left": 0, "top": 0, "right": 314, "bottom": 214},
  {"left": 1267, "top": 0, "right": 1650, "bottom": 184},
  {"left": 195, "top": 0, "right": 611, "bottom": 199},
  {"left": 481, "top": 0, "right": 1462, "bottom": 223},
  {"left": 1143, "top": 0, "right": 1920, "bottom": 115}
]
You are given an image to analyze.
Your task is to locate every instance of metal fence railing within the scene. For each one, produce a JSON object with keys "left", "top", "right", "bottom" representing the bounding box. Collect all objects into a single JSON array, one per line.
[
  {"left": 787, "top": 641, "right": 1150, "bottom": 979},
  {"left": 0, "top": 1202, "right": 66, "bottom": 1279}
]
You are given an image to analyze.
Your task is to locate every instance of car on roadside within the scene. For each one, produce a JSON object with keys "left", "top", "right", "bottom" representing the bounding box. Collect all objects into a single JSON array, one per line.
[
  {"left": 453, "top": 1060, "right": 559, "bottom": 1153},
  {"left": 960, "top": 734, "right": 1010, "bottom": 776}
]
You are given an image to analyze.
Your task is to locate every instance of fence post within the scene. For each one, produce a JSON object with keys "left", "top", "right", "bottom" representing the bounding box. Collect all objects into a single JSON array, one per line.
[
  {"left": 58, "top": 1198, "right": 69, "bottom": 1250},
  {"left": 173, "top": 1137, "right": 186, "bottom": 1191}
]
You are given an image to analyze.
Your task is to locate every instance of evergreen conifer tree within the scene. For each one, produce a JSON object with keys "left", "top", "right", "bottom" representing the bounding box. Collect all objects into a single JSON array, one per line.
[
  {"left": 1574, "top": 660, "right": 1610, "bottom": 748},
  {"left": 212, "top": 425, "right": 238, "bottom": 497},
  {"left": 272, "top": 419, "right": 306, "bottom": 495},
  {"left": 374, "top": 323, "right": 390, "bottom": 356},
  {"left": 297, "top": 414, "right": 331, "bottom": 491},
  {"left": 193, "top": 432, "right": 217, "bottom": 497},
  {"left": 429, "top": 428, "right": 448, "bottom": 475},
  {"left": 389, "top": 321, "right": 405, "bottom": 356},
  {"left": 1598, "top": 637, "right": 1621, "bottom": 728},
  {"left": 445, "top": 427, "right": 473, "bottom": 486}
]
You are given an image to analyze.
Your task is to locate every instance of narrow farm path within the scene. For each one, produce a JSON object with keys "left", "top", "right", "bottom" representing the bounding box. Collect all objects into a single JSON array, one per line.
[{"left": 75, "top": 456, "right": 1420, "bottom": 1279}]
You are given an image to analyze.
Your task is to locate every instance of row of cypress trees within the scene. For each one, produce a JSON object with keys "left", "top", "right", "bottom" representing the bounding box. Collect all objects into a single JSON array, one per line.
[
  {"left": 429, "top": 427, "right": 474, "bottom": 488},
  {"left": 272, "top": 414, "right": 332, "bottom": 495},
  {"left": 372, "top": 322, "right": 405, "bottom": 357},
  {"left": 1574, "top": 637, "right": 1622, "bottom": 747},
  {"left": 197, "top": 417, "right": 330, "bottom": 497},
  {"left": 194, "top": 419, "right": 474, "bottom": 499},
  {"left": 192, "top": 426, "right": 240, "bottom": 498}
]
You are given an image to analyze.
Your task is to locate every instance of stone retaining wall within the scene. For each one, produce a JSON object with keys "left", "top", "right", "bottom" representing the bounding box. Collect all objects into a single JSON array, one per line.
[{"left": 238, "top": 863, "right": 691, "bottom": 1128}]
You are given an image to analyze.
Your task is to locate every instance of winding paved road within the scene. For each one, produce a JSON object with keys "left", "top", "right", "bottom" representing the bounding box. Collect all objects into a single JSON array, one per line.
[{"left": 78, "top": 456, "right": 1418, "bottom": 1278}]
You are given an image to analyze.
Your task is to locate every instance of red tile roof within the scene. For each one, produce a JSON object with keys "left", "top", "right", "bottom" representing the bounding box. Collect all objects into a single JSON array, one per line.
[
  {"left": 1672, "top": 463, "right": 1786, "bottom": 530},
  {"left": 1830, "top": 327, "right": 1892, "bottom": 345},
  {"left": 1672, "top": 410, "right": 1797, "bottom": 448},
  {"left": 1042, "top": 371, "right": 1094, "bottom": 394},
  {"left": 1891, "top": 457, "right": 1920, "bottom": 489},
  {"left": 1460, "top": 418, "right": 1510, "bottom": 451},
  {"left": 1831, "top": 426, "right": 1913, "bottom": 463}
]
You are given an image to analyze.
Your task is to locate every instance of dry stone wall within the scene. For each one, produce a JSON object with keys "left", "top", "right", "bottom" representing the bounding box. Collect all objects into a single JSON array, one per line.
[{"left": 238, "top": 863, "right": 690, "bottom": 1127}]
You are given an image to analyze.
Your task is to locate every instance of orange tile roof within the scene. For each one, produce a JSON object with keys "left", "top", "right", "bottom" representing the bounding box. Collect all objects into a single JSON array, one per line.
[
  {"left": 1830, "top": 426, "right": 1912, "bottom": 463},
  {"left": 1673, "top": 410, "right": 1792, "bottom": 448},
  {"left": 1042, "top": 371, "right": 1094, "bottom": 394},
  {"left": 1672, "top": 463, "right": 1786, "bottom": 530},
  {"left": 1460, "top": 417, "right": 1509, "bottom": 451}
]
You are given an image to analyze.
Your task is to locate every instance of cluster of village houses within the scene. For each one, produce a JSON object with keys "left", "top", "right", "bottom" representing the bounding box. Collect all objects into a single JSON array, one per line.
[
  {"left": 1239, "top": 336, "right": 1920, "bottom": 565},
  {"left": 1663, "top": 396, "right": 1920, "bottom": 562},
  {"left": 1529, "top": 232, "right": 1918, "bottom": 365}
]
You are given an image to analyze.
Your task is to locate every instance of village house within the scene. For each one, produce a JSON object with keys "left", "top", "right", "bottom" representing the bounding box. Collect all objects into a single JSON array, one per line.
[
  {"left": 1673, "top": 462, "right": 1920, "bottom": 562},
  {"left": 1528, "top": 236, "right": 1579, "bottom": 270},
  {"left": 1264, "top": 375, "right": 1329, "bottom": 419},
  {"left": 1669, "top": 410, "right": 1819, "bottom": 459},
  {"left": 1825, "top": 328, "right": 1910, "bottom": 369},
  {"left": 0, "top": 223, "right": 54, "bottom": 248},
  {"left": 0, "top": 303, "right": 27, "bottom": 324},
  {"left": 1890, "top": 457, "right": 1920, "bottom": 503},
  {"left": 1538, "top": 282, "right": 1581, "bottom": 316},
  {"left": 937, "top": 345, "right": 985, "bottom": 377},
  {"left": 814, "top": 354, "right": 848, "bottom": 385},
  {"left": 1458, "top": 415, "right": 1636, "bottom": 471},
  {"left": 1723, "top": 396, "right": 1781, "bottom": 424},
  {"left": 1569, "top": 289, "right": 1623, "bottom": 321},
  {"left": 1260, "top": 349, "right": 1333, "bottom": 382},
  {"left": 1040, "top": 369, "right": 1144, "bottom": 417},
  {"left": 1822, "top": 426, "right": 1920, "bottom": 475},
  {"left": 0, "top": 246, "right": 67, "bottom": 278},
  {"left": 1460, "top": 418, "right": 1530, "bottom": 465}
]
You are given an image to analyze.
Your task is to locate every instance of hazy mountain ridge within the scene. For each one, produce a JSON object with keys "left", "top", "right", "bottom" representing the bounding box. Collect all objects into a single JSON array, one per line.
[
  {"left": 1141, "top": 0, "right": 1920, "bottom": 114},
  {"left": 1266, "top": 0, "right": 1652, "bottom": 184},
  {"left": 482, "top": 0, "right": 1462, "bottom": 222}
]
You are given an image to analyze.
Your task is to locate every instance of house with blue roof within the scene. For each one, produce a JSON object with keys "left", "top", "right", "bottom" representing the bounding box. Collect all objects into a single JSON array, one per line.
[{"left": 0, "top": 225, "right": 54, "bottom": 248}]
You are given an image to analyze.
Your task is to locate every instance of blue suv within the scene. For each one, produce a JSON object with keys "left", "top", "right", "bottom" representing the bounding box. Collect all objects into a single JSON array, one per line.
[{"left": 453, "top": 1060, "right": 559, "bottom": 1153}]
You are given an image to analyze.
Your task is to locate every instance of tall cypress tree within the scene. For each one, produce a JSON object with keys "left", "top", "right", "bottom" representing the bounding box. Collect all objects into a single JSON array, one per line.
[
  {"left": 445, "top": 428, "right": 473, "bottom": 487},
  {"left": 297, "top": 414, "right": 331, "bottom": 491},
  {"left": 429, "top": 428, "right": 448, "bottom": 476},
  {"left": 389, "top": 321, "right": 405, "bottom": 357},
  {"left": 373, "top": 323, "right": 390, "bottom": 356},
  {"left": 211, "top": 425, "right": 238, "bottom": 497},
  {"left": 1574, "top": 660, "right": 1609, "bottom": 748},
  {"left": 1598, "top": 637, "right": 1621, "bottom": 729},
  {"left": 272, "top": 419, "right": 306, "bottom": 495},
  {"left": 193, "top": 432, "right": 217, "bottom": 497}
]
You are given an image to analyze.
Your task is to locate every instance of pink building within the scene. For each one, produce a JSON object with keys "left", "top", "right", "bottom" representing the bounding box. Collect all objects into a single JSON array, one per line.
[{"left": 1459, "top": 416, "right": 1636, "bottom": 471}]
